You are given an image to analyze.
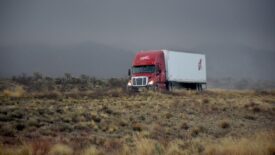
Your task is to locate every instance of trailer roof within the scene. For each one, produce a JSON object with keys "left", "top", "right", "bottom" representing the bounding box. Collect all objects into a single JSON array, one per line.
[
  {"left": 139, "top": 49, "right": 205, "bottom": 55},
  {"left": 161, "top": 49, "right": 205, "bottom": 55}
]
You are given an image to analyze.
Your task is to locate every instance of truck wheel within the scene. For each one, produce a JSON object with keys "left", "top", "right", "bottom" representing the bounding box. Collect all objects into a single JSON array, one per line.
[
  {"left": 148, "top": 85, "right": 157, "bottom": 91},
  {"left": 168, "top": 82, "right": 173, "bottom": 91},
  {"left": 196, "top": 84, "right": 203, "bottom": 92},
  {"left": 153, "top": 85, "right": 158, "bottom": 91},
  {"left": 196, "top": 84, "right": 200, "bottom": 92},
  {"left": 127, "top": 86, "right": 136, "bottom": 92},
  {"left": 126, "top": 86, "right": 131, "bottom": 92}
]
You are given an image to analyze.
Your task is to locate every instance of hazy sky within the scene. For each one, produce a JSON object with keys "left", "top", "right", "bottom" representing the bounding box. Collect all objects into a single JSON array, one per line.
[
  {"left": 0, "top": 0, "right": 275, "bottom": 79},
  {"left": 1, "top": 0, "right": 275, "bottom": 50}
]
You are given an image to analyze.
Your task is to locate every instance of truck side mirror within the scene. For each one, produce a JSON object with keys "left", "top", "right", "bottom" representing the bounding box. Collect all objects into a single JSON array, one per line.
[{"left": 128, "top": 69, "right": 131, "bottom": 76}]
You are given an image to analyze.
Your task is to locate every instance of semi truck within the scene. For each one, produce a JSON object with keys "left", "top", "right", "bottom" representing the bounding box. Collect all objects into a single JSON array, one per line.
[{"left": 127, "top": 50, "right": 207, "bottom": 91}]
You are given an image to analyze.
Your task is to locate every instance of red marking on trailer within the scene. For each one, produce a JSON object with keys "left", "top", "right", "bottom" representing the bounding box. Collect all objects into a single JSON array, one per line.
[{"left": 198, "top": 59, "right": 202, "bottom": 70}]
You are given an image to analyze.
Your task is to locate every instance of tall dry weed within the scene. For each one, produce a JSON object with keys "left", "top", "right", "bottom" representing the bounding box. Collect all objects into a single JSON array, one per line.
[
  {"left": 48, "top": 144, "right": 73, "bottom": 155},
  {"left": 204, "top": 130, "right": 275, "bottom": 155},
  {"left": 134, "top": 137, "right": 164, "bottom": 155},
  {"left": 82, "top": 146, "right": 103, "bottom": 155},
  {"left": 0, "top": 144, "right": 32, "bottom": 155},
  {"left": 3, "top": 85, "right": 25, "bottom": 97}
]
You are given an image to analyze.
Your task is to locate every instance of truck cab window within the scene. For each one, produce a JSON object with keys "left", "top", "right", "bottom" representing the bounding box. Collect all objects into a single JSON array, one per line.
[{"left": 132, "top": 65, "right": 155, "bottom": 74}]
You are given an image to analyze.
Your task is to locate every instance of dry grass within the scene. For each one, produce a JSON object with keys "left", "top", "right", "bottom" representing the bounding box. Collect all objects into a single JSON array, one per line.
[
  {"left": 165, "top": 140, "right": 185, "bottom": 155},
  {"left": 134, "top": 138, "right": 162, "bottom": 155},
  {"left": 3, "top": 85, "right": 26, "bottom": 98},
  {"left": 204, "top": 130, "right": 275, "bottom": 155},
  {"left": 48, "top": 144, "right": 73, "bottom": 155},
  {"left": 0, "top": 131, "right": 274, "bottom": 155},
  {"left": 82, "top": 146, "right": 103, "bottom": 155},
  {"left": 0, "top": 88, "right": 274, "bottom": 154},
  {"left": 0, "top": 144, "right": 32, "bottom": 155}
]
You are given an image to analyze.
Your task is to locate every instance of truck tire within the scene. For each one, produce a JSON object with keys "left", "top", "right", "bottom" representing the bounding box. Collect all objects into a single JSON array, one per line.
[
  {"left": 168, "top": 82, "right": 173, "bottom": 91},
  {"left": 148, "top": 85, "right": 157, "bottom": 91},
  {"left": 196, "top": 83, "right": 201, "bottom": 92},
  {"left": 196, "top": 84, "right": 203, "bottom": 92},
  {"left": 126, "top": 86, "right": 131, "bottom": 92}
]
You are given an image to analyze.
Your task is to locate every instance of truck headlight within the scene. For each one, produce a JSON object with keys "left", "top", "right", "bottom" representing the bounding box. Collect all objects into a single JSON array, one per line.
[
  {"left": 148, "top": 80, "right": 154, "bottom": 85},
  {"left": 127, "top": 81, "right": 132, "bottom": 86}
]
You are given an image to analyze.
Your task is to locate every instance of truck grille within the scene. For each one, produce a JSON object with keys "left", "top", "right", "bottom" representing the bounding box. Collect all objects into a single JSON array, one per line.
[{"left": 132, "top": 77, "right": 148, "bottom": 86}]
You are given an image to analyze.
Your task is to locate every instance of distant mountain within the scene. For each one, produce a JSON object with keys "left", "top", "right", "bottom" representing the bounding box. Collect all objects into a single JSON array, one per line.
[
  {"left": 0, "top": 43, "right": 275, "bottom": 81},
  {"left": 0, "top": 42, "right": 134, "bottom": 78}
]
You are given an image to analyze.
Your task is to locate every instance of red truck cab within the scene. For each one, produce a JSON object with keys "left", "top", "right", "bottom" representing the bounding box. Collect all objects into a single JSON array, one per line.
[{"left": 127, "top": 50, "right": 167, "bottom": 90}]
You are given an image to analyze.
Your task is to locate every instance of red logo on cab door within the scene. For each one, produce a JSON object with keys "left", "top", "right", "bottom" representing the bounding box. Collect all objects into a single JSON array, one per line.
[{"left": 198, "top": 59, "right": 202, "bottom": 70}]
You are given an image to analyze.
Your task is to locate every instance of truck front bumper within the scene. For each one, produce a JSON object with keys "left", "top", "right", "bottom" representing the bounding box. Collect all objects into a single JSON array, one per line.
[{"left": 127, "top": 85, "right": 157, "bottom": 91}]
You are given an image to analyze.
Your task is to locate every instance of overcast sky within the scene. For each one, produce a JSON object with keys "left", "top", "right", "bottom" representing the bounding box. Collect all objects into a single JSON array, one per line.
[
  {"left": 0, "top": 0, "right": 275, "bottom": 79},
  {"left": 1, "top": 0, "right": 275, "bottom": 50}
]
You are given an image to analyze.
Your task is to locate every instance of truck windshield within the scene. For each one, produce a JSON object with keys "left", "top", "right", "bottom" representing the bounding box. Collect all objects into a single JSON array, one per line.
[{"left": 132, "top": 65, "right": 155, "bottom": 74}]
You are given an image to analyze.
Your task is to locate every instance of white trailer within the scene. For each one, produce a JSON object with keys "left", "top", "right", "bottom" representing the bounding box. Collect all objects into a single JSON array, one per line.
[{"left": 163, "top": 50, "right": 206, "bottom": 90}]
